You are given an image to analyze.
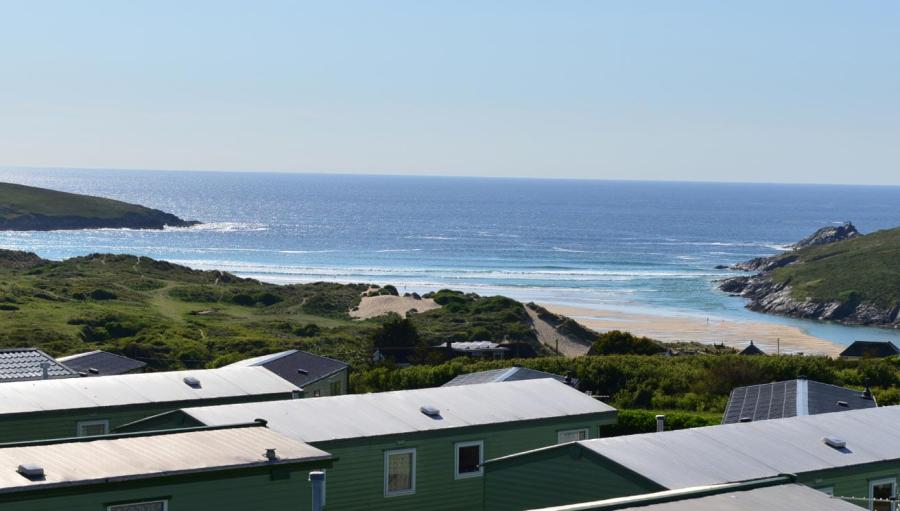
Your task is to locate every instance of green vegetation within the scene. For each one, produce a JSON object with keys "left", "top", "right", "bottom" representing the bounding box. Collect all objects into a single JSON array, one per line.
[
  {"left": 0, "top": 182, "right": 196, "bottom": 229},
  {"left": 772, "top": 226, "right": 900, "bottom": 309},
  {"left": 0, "top": 251, "right": 551, "bottom": 369},
  {"left": 588, "top": 330, "right": 666, "bottom": 355}
]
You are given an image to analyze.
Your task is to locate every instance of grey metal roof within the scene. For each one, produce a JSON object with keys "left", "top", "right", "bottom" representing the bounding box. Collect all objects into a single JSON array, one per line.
[
  {"left": 225, "top": 350, "right": 348, "bottom": 388},
  {"left": 0, "top": 427, "right": 330, "bottom": 493},
  {"left": 445, "top": 341, "right": 509, "bottom": 352},
  {"left": 0, "top": 367, "right": 300, "bottom": 416},
  {"left": 529, "top": 484, "right": 860, "bottom": 511},
  {"left": 723, "top": 379, "right": 876, "bottom": 424},
  {"left": 442, "top": 367, "right": 572, "bottom": 387},
  {"left": 0, "top": 349, "right": 78, "bottom": 382},
  {"left": 576, "top": 405, "right": 900, "bottom": 489},
  {"left": 181, "top": 379, "right": 615, "bottom": 443},
  {"left": 56, "top": 350, "right": 147, "bottom": 376}
]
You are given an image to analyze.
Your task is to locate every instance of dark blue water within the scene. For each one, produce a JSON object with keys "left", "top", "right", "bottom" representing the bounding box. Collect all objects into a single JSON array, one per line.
[{"left": 1, "top": 168, "right": 899, "bottom": 345}]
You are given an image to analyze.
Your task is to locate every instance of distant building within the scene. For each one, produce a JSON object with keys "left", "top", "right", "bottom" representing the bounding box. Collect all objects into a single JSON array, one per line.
[
  {"left": 224, "top": 350, "right": 349, "bottom": 397},
  {"left": 118, "top": 379, "right": 617, "bottom": 511},
  {"left": 722, "top": 378, "right": 876, "bottom": 424},
  {"left": 440, "top": 340, "right": 509, "bottom": 359},
  {"left": 482, "top": 406, "right": 900, "bottom": 511},
  {"left": 738, "top": 340, "right": 765, "bottom": 355},
  {"left": 442, "top": 366, "right": 577, "bottom": 388},
  {"left": 0, "top": 348, "right": 78, "bottom": 383},
  {"left": 0, "top": 425, "right": 332, "bottom": 511},
  {"left": 56, "top": 350, "right": 147, "bottom": 376},
  {"left": 839, "top": 340, "right": 900, "bottom": 359},
  {"left": 0, "top": 367, "right": 301, "bottom": 443}
]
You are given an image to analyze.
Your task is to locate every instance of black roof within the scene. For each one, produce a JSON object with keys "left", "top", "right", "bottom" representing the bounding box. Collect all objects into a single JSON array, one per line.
[
  {"left": 57, "top": 350, "right": 147, "bottom": 376},
  {"left": 0, "top": 348, "right": 78, "bottom": 382},
  {"left": 723, "top": 379, "right": 876, "bottom": 424},
  {"left": 839, "top": 340, "right": 900, "bottom": 358},
  {"left": 739, "top": 341, "right": 766, "bottom": 356},
  {"left": 226, "top": 350, "right": 349, "bottom": 388}
]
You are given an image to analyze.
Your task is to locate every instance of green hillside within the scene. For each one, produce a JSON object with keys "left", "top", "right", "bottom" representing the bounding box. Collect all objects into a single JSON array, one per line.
[
  {"left": 0, "top": 251, "right": 549, "bottom": 369},
  {"left": 0, "top": 182, "right": 197, "bottom": 229},
  {"left": 772, "top": 226, "right": 900, "bottom": 309}
]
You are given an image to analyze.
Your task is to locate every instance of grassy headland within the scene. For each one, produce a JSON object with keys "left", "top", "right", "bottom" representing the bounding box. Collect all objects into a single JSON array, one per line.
[{"left": 0, "top": 182, "right": 197, "bottom": 230}]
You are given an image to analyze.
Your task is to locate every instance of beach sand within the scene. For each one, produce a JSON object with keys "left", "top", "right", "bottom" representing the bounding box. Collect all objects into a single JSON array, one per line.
[
  {"left": 350, "top": 294, "right": 440, "bottom": 319},
  {"left": 540, "top": 303, "right": 844, "bottom": 357}
]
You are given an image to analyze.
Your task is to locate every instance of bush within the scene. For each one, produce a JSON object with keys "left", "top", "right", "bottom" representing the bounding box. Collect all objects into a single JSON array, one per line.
[
  {"left": 600, "top": 409, "right": 720, "bottom": 436},
  {"left": 588, "top": 330, "right": 665, "bottom": 355}
]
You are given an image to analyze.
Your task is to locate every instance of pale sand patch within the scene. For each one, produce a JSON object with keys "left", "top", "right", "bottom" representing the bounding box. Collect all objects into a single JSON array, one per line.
[
  {"left": 350, "top": 295, "right": 440, "bottom": 319},
  {"left": 540, "top": 303, "right": 844, "bottom": 357},
  {"left": 525, "top": 307, "right": 591, "bottom": 357}
]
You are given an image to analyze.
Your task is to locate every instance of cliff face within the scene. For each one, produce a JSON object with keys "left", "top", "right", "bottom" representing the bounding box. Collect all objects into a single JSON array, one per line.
[
  {"left": 720, "top": 223, "right": 900, "bottom": 328},
  {"left": 0, "top": 211, "right": 198, "bottom": 231},
  {"left": 0, "top": 182, "right": 199, "bottom": 231}
]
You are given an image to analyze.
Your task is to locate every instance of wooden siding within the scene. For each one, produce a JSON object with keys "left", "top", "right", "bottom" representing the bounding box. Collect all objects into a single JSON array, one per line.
[
  {"left": 798, "top": 461, "right": 900, "bottom": 509},
  {"left": 0, "top": 393, "right": 293, "bottom": 443},
  {"left": 302, "top": 368, "right": 348, "bottom": 398},
  {"left": 484, "top": 444, "right": 663, "bottom": 511},
  {"left": 0, "top": 463, "right": 329, "bottom": 511},
  {"left": 310, "top": 412, "right": 615, "bottom": 511}
]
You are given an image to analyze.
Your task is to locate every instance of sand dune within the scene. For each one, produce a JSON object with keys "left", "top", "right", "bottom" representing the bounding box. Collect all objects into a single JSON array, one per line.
[{"left": 350, "top": 294, "right": 440, "bottom": 319}]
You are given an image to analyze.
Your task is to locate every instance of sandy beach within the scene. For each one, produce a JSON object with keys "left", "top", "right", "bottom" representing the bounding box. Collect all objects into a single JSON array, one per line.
[{"left": 540, "top": 303, "right": 844, "bottom": 357}]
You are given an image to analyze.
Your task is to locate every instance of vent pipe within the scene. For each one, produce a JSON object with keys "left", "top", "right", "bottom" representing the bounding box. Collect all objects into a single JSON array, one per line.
[
  {"left": 309, "top": 471, "right": 326, "bottom": 511},
  {"left": 39, "top": 362, "right": 50, "bottom": 380},
  {"left": 655, "top": 414, "right": 665, "bottom": 433},
  {"left": 862, "top": 378, "right": 873, "bottom": 400}
]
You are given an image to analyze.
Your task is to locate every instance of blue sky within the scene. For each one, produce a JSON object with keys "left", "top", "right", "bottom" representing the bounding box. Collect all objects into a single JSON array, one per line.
[{"left": 1, "top": 1, "right": 898, "bottom": 184}]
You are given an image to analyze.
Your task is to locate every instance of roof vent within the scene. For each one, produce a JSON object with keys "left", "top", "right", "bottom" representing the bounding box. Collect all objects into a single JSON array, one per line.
[
  {"left": 420, "top": 405, "right": 441, "bottom": 417},
  {"left": 297, "top": 369, "right": 309, "bottom": 375},
  {"left": 836, "top": 400, "right": 848, "bottom": 407},
  {"left": 265, "top": 448, "right": 278, "bottom": 461},
  {"left": 823, "top": 436, "right": 846, "bottom": 449},
  {"left": 17, "top": 464, "right": 45, "bottom": 480},
  {"left": 88, "top": 368, "right": 100, "bottom": 375},
  {"left": 739, "top": 417, "right": 752, "bottom": 423},
  {"left": 183, "top": 376, "right": 201, "bottom": 388}
]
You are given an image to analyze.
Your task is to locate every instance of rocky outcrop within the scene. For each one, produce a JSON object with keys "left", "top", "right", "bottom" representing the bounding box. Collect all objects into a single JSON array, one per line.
[
  {"left": 719, "top": 223, "right": 900, "bottom": 328},
  {"left": 0, "top": 211, "right": 199, "bottom": 231}
]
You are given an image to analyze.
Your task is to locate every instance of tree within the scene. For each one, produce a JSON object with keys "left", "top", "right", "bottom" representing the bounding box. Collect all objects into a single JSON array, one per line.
[
  {"left": 371, "top": 313, "right": 420, "bottom": 349},
  {"left": 588, "top": 330, "right": 665, "bottom": 356}
]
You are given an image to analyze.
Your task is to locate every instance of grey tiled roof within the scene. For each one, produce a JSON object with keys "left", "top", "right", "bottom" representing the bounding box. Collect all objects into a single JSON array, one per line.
[
  {"left": 723, "top": 379, "right": 876, "bottom": 424},
  {"left": 57, "top": 350, "right": 147, "bottom": 376},
  {"left": 225, "top": 350, "right": 349, "bottom": 388},
  {"left": 0, "top": 349, "right": 79, "bottom": 382}
]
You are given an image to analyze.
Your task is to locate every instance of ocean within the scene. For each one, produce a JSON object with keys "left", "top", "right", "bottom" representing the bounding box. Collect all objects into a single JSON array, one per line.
[{"left": 2, "top": 167, "right": 899, "bottom": 346}]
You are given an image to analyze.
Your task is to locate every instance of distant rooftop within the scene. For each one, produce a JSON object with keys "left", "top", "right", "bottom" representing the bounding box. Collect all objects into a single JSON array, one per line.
[
  {"left": 0, "top": 426, "right": 330, "bottom": 493},
  {"left": 722, "top": 379, "right": 876, "bottom": 424},
  {"left": 0, "top": 349, "right": 78, "bottom": 383},
  {"left": 166, "top": 379, "right": 614, "bottom": 443},
  {"left": 839, "top": 340, "right": 900, "bottom": 358},
  {"left": 442, "top": 341, "right": 509, "bottom": 352},
  {"left": 56, "top": 350, "right": 146, "bottom": 376},
  {"left": 442, "top": 366, "right": 576, "bottom": 387},
  {"left": 0, "top": 367, "right": 300, "bottom": 416},
  {"left": 224, "top": 349, "right": 348, "bottom": 388},
  {"left": 738, "top": 341, "right": 765, "bottom": 356}
]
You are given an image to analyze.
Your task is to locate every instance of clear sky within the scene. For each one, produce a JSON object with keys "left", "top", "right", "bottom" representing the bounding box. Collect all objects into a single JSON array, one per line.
[{"left": 1, "top": 1, "right": 898, "bottom": 184}]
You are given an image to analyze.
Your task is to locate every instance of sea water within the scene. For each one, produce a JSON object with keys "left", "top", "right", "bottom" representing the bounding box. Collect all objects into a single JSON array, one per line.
[{"left": 1, "top": 167, "right": 899, "bottom": 346}]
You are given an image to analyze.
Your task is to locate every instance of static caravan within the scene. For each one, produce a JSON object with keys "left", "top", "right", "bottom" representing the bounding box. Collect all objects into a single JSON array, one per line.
[
  {"left": 0, "top": 425, "right": 332, "bottom": 511},
  {"left": 120, "top": 379, "right": 617, "bottom": 511},
  {"left": 483, "top": 405, "right": 900, "bottom": 511},
  {"left": 0, "top": 367, "right": 301, "bottom": 442}
]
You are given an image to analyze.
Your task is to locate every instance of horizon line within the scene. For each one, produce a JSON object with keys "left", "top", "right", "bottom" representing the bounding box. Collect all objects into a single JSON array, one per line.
[{"left": 3, "top": 164, "right": 899, "bottom": 189}]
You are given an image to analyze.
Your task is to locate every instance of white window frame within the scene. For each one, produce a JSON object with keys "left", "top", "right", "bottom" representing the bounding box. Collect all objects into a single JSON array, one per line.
[
  {"left": 77, "top": 419, "right": 110, "bottom": 437},
  {"left": 557, "top": 428, "right": 589, "bottom": 444},
  {"left": 869, "top": 477, "right": 896, "bottom": 511},
  {"left": 454, "top": 440, "right": 484, "bottom": 479},
  {"left": 384, "top": 448, "right": 416, "bottom": 497},
  {"left": 108, "top": 499, "right": 168, "bottom": 511}
]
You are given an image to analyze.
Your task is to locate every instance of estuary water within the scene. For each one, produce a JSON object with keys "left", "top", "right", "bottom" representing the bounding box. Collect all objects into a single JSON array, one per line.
[{"left": 1, "top": 167, "right": 899, "bottom": 346}]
